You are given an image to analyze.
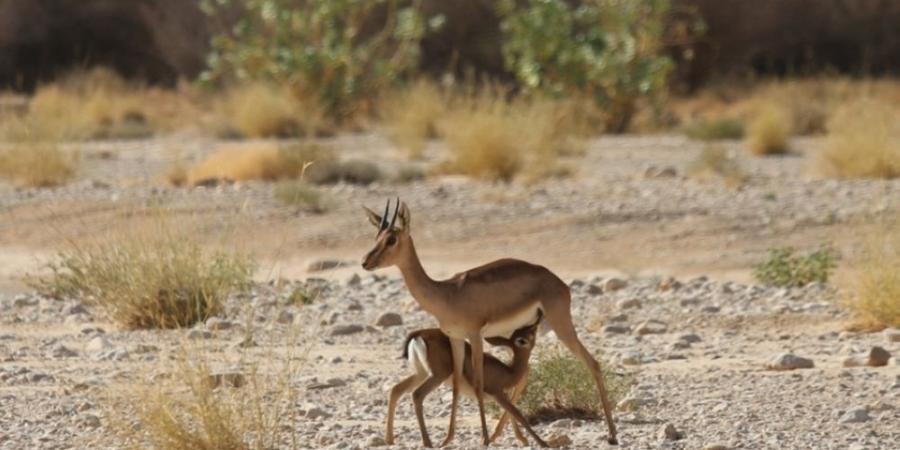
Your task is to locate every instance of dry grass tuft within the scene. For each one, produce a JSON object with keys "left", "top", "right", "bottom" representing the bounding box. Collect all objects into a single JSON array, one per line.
[
  {"left": 818, "top": 99, "right": 900, "bottom": 179},
  {"left": 382, "top": 80, "right": 447, "bottom": 159},
  {"left": 518, "top": 347, "right": 629, "bottom": 423},
  {"left": 844, "top": 226, "right": 900, "bottom": 331},
  {"left": 683, "top": 117, "right": 744, "bottom": 141},
  {"left": 745, "top": 104, "right": 791, "bottom": 155},
  {"left": 110, "top": 347, "right": 302, "bottom": 450},
  {"left": 216, "top": 83, "right": 325, "bottom": 139},
  {"left": 33, "top": 225, "right": 254, "bottom": 329},
  {"left": 186, "top": 143, "right": 328, "bottom": 186},
  {"left": 0, "top": 132, "right": 78, "bottom": 187},
  {"left": 687, "top": 145, "right": 747, "bottom": 187},
  {"left": 274, "top": 180, "right": 329, "bottom": 213},
  {"left": 439, "top": 89, "right": 583, "bottom": 182}
]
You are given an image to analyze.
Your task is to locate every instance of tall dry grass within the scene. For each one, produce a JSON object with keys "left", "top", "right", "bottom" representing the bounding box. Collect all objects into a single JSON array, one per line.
[
  {"left": 817, "top": 99, "right": 900, "bottom": 178},
  {"left": 844, "top": 226, "right": 900, "bottom": 331},
  {"left": 110, "top": 346, "right": 303, "bottom": 450},
  {"left": 745, "top": 104, "right": 791, "bottom": 155},
  {"left": 438, "top": 88, "right": 584, "bottom": 182},
  {"left": 382, "top": 80, "right": 447, "bottom": 159},
  {"left": 33, "top": 223, "right": 254, "bottom": 329},
  {"left": 0, "top": 126, "right": 78, "bottom": 187},
  {"left": 215, "top": 83, "right": 326, "bottom": 139}
]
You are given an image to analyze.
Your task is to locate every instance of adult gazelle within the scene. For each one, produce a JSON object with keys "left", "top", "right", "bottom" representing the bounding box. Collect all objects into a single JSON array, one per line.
[{"left": 362, "top": 199, "right": 617, "bottom": 446}]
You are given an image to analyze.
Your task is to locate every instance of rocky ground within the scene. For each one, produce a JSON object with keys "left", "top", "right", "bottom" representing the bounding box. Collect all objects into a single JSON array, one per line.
[{"left": 1, "top": 133, "right": 900, "bottom": 449}]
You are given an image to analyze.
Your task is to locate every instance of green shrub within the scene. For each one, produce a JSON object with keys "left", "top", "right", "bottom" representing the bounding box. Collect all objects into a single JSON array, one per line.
[
  {"left": 684, "top": 118, "right": 745, "bottom": 140},
  {"left": 201, "top": 0, "right": 431, "bottom": 119},
  {"left": 498, "top": 0, "right": 673, "bottom": 133},
  {"left": 518, "top": 349, "right": 629, "bottom": 423},
  {"left": 754, "top": 246, "right": 837, "bottom": 287},
  {"left": 34, "top": 230, "right": 255, "bottom": 329}
]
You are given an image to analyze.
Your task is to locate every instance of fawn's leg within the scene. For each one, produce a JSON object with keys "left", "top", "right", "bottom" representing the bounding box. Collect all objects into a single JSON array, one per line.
[
  {"left": 412, "top": 376, "right": 444, "bottom": 448},
  {"left": 491, "top": 391, "right": 548, "bottom": 448},
  {"left": 387, "top": 374, "right": 425, "bottom": 445}
]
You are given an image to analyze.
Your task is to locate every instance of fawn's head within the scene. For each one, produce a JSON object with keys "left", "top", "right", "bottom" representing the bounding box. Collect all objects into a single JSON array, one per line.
[
  {"left": 485, "top": 312, "right": 541, "bottom": 356},
  {"left": 362, "top": 198, "right": 411, "bottom": 271}
]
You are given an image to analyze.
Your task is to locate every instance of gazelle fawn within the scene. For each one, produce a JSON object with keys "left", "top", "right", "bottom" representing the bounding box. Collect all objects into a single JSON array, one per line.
[
  {"left": 363, "top": 199, "right": 618, "bottom": 446},
  {"left": 386, "top": 317, "right": 547, "bottom": 448}
]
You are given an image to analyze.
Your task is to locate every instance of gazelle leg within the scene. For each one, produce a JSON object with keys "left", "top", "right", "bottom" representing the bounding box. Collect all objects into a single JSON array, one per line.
[
  {"left": 439, "top": 337, "right": 466, "bottom": 447},
  {"left": 545, "top": 300, "right": 619, "bottom": 445},
  {"left": 469, "top": 332, "right": 490, "bottom": 446},
  {"left": 489, "top": 374, "right": 529, "bottom": 445},
  {"left": 491, "top": 392, "right": 548, "bottom": 448},
  {"left": 387, "top": 373, "right": 425, "bottom": 445},
  {"left": 412, "top": 375, "right": 444, "bottom": 448}
]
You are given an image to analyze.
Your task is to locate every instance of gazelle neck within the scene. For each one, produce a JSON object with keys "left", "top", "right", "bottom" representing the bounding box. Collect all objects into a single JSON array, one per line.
[
  {"left": 396, "top": 236, "right": 443, "bottom": 311},
  {"left": 510, "top": 349, "right": 531, "bottom": 377}
]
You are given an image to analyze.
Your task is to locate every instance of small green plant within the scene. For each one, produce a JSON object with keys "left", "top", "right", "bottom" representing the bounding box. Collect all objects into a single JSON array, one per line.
[
  {"left": 274, "top": 181, "right": 329, "bottom": 213},
  {"left": 286, "top": 287, "right": 316, "bottom": 306},
  {"left": 498, "top": 0, "right": 674, "bottom": 133},
  {"left": 33, "top": 229, "right": 255, "bottom": 329},
  {"left": 754, "top": 246, "right": 837, "bottom": 287},
  {"left": 684, "top": 118, "right": 745, "bottom": 140},
  {"left": 518, "top": 349, "right": 629, "bottom": 423}
]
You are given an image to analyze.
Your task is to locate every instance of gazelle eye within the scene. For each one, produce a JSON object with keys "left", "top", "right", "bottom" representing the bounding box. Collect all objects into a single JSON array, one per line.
[
  {"left": 515, "top": 337, "right": 528, "bottom": 347},
  {"left": 386, "top": 236, "right": 397, "bottom": 246}
]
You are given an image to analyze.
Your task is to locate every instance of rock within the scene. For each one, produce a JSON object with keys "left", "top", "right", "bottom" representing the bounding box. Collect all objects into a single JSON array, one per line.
[
  {"left": 13, "top": 296, "right": 38, "bottom": 307},
  {"left": 680, "top": 298, "right": 701, "bottom": 307},
  {"left": 703, "top": 445, "right": 730, "bottom": 450},
  {"left": 51, "top": 344, "right": 78, "bottom": 358},
  {"left": 659, "top": 423, "right": 682, "bottom": 440},
  {"left": 367, "top": 436, "right": 386, "bottom": 447},
  {"left": 645, "top": 165, "right": 678, "bottom": 178},
  {"left": 97, "top": 348, "right": 130, "bottom": 361},
  {"left": 678, "top": 333, "right": 702, "bottom": 344},
  {"left": 839, "top": 407, "right": 870, "bottom": 423},
  {"left": 80, "top": 414, "right": 101, "bottom": 428},
  {"left": 375, "top": 312, "right": 403, "bottom": 328},
  {"left": 884, "top": 328, "right": 900, "bottom": 343},
  {"left": 187, "top": 329, "right": 212, "bottom": 340},
  {"left": 206, "top": 317, "right": 234, "bottom": 331},
  {"left": 635, "top": 320, "right": 668, "bottom": 335},
  {"left": 347, "top": 273, "right": 362, "bottom": 287},
  {"left": 207, "top": 372, "right": 246, "bottom": 389},
  {"left": 701, "top": 305, "right": 721, "bottom": 313},
  {"left": 65, "top": 303, "right": 89, "bottom": 315},
  {"left": 608, "top": 313, "right": 629, "bottom": 322},
  {"left": 276, "top": 310, "right": 295, "bottom": 324},
  {"left": 765, "top": 353, "right": 814, "bottom": 370},
  {"left": 603, "top": 324, "right": 631, "bottom": 335},
  {"left": 307, "top": 377, "right": 346, "bottom": 390},
  {"left": 586, "top": 284, "right": 604, "bottom": 295},
  {"left": 307, "top": 259, "right": 348, "bottom": 272},
  {"left": 602, "top": 278, "right": 628, "bottom": 293},
  {"left": 619, "top": 351, "right": 643, "bottom": 365},
  {"left": 330, "top": 324, "right": 365, "bottom": 336},
  {"left": 867, "top": 346, "right": 891, "bottom": 367},
  {"left": 842, "top": 356, "right": 865, "bottom": 368},
  {"left": 546, "top": 434, "right": 572, "bottom": 447},
  {"left": 617, "top": 298, "right": 642, "bottom": 310},
  {"left": 303, "top": 405, "right": 332, "bottom": 420},
  {"left": 85, "top": 336, "right": 113, "bottom": 354},
  {"left": 617, "top": 395, "right": 656, "bottom": 412},
  {"left": 658, "top": 276, "right": 682, "bottom": 291}
]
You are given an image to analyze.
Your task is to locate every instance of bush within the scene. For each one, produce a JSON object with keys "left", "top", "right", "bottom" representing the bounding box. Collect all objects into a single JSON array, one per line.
[
  {"left": 684, "top": 118, "right": 744, "bottom": 140},
  {"left": 498, "top": 0, "right": 672, "bottom": 133},
  {"left": 216, "top": 83, "right": 325, "bottom": 139},
  {"left": 844, "top": 229, "right": 900, "bottom": 330},
  {"left": 110, "top": 348, "right": 301, "bottom": 450},
  {"left": 686, "top": 145, "right": 746, "bottom": 187},
  {"left": 746, "top": 104, "right": 791, "bottom": 155},
  {"left": 0, "top": 131, "right": 78, "bottom": 187},
  {"left": 186, "top": 143, "right": 329, "bottom": 186},
  {"left": 753, "top": 246, "right": 837, "bottom": 288},
  {"left": 518, "top": 348, "right": 628, "bottom": 423},
  {"left": 202, "top": 0, "right": 430, "bottom": 120},
  {"left": 818, "top": 99, "right": 900, "bottom": 179},
  {"left": 382, "top": 79, "right": 447, "bottom": 159},
  {"left": 34, "top": 229, "right": 254, "bottom": 329}
]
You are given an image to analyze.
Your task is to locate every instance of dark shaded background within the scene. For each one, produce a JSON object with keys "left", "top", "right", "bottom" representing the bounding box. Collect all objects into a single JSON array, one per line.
[{"left": 1, "top": 0, "right": 898, "bottom": 92}]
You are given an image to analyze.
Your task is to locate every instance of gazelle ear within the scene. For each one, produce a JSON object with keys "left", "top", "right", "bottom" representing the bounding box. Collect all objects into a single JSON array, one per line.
[
  {"left": 363, "top": 206, "right": 382, "bottom": 229},
  {"left": 398, "top": 202, "right": 411, "bottom": 232}
]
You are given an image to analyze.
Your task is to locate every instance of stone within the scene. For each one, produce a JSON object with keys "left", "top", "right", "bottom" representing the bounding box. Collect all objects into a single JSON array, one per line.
[
  {"left": 884, "top": 328, "right": 900, "bottom": 343},
  {"left": 617, "top": 395, "right": 656, "bottom": 412},
  {"left": 867, "top": 346, "right": 891, "bottom": 367},
  {"left": 635, "top": 320, "right": 668, "bottom": 335},
  {"left": 586, "top": 284, "right": 604, "bottom": 295},
  {"left": 658, "top": 276, "right": 682, "bottom": 291},
  {"left": 839, "top": 407, "right": 870, "bottom": 423},
  {"left": 366, "top": 436, "right": 386, "bottom": 447},
  {"left": 65, "top": 303, "right": 89, "bottom": 315},
  {"left": 51, "top": 344, "right": 78, "bottom": 358},
  {"left": 80, "top": 414, "right": 101, "bottom": 428},
  {"left": 603, "top": 324, "right": 631, "bottom": 335},
  {"left": 701, "top": 305, "right": 721, "bottom": 313},
  {"left": 659, "top": 423, "right": 682, "bottom": 441},
  {"left": 330, "top": 324, "right": 365, "bottom": 336},
  {"left": 678, "top": 333, "right": 702, "bottom": 344},
  {"left": 703, "top": 445, "right": 730, "bottom": 450},
  {"left": 206, "top": 317, "right": 234, "bottom": 331},
  {"left": 187, "top": 329, "right": 212, "bottom": 340},
  {"left": 303, "top": 405, "right": 332, "bottom": 420},
  {"left": 347, "top": 273, "right": 362, "bottom": 287},
  {"left": 602, "top": 278, "right": 628, "bottom": 293},
  {"left": 546, "top": 434, "right": 573, "bottom": 447},
  {"left": 619, "top": 351, "right": 643, "bottom": 365},
  {"left": 765, "top": 353, "right": 814, "bottom": 370},
  {"left": 645, "top": 165, "right": 678, "bottom": 178},
  {"left": 207, "top": 372, "right": 246, "bottom": 389},
  {"left": 617, "top": 298, "right": 642, "bottom": 310},
  {"left": 276, "top": 310, "right": 295, "bottom": 324},
  {"left": 375, "top": 312, "right": 403, "bottom": 328},
  {"left": 842, "top": 356, "right": 866, "bottom": 368},
  {"left": 85, "top": 336, "right": 113, "bottom": 354},
  {"left": 680, "top": 298, "right": 701, "bottom": 307}
]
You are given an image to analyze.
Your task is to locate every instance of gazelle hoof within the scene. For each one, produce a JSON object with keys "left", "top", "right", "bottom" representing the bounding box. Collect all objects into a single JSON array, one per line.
[{"left": 607, "top": 436, "right": 619, "bottom": 445}]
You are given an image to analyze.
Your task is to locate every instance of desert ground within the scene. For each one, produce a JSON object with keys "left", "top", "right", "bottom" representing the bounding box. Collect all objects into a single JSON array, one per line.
[{"left": 1, "top": 133, "right": 899, "bottom": 449}]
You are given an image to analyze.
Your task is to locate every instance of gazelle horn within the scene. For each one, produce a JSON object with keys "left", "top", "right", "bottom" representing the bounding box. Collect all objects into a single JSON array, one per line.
[{"left": 388, "top": 197, "right": 400, "bottom": 230}]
